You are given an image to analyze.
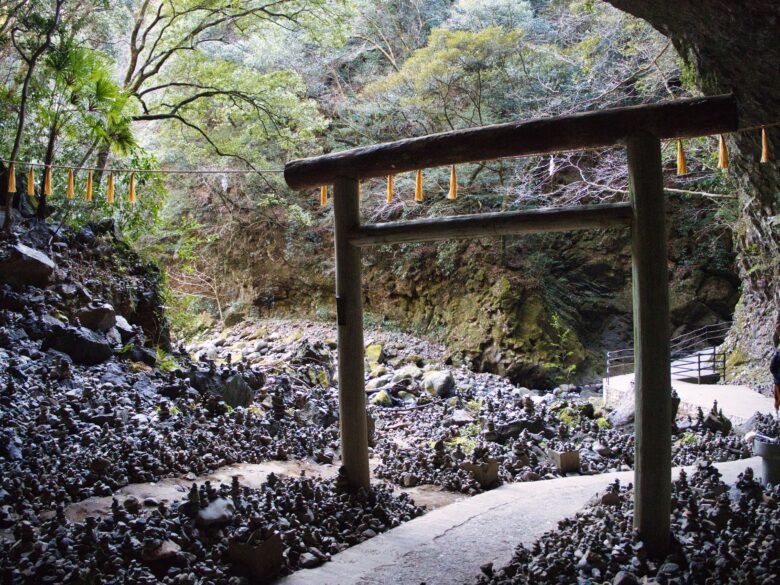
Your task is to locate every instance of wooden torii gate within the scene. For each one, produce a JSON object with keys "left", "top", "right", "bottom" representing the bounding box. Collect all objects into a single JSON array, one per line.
[{"left": 284, "top": 94, "right": 738, "bottom": 556}]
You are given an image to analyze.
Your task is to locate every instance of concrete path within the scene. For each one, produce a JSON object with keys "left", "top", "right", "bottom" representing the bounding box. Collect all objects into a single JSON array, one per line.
[
  {"left": 604, "top": 373, "right": 774, "bottom": 424},
  {"left": 276, "top": 457, "right": 762, "bottom": 585}
]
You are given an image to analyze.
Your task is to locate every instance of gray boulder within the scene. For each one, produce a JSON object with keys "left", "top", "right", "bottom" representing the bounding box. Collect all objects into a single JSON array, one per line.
[
  {"left": 197, "top": 498, "right": 234, "bottom": 526},
  {"left": 188, "top": 369, "right": 255, "bottom": 408},
  {"left": 0, "top": 243, "right": 55, "bottom": 288},
  {"left": 423, "top": 370, "right": 456, "bottom": 398},
  {"left": 77, "top": 302, "right": 116, "bottom": 332},
  {"left": 44, "top": 326, "right": 113, "bottom": 365},
  {"left": 222, "top": 374, "right": 254, "bottom": 408},
  {"left": 114, "top": 315, "right": 135, "bottom": 342}
]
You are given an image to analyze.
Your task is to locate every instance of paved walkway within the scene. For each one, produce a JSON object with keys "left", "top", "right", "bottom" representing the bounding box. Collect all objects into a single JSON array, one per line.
[
  {"left": 276, "top": 457, "right": 761, "bottom": 585},
  {"left": 604, "top": 373, "right": 774, "bottom": 424}
]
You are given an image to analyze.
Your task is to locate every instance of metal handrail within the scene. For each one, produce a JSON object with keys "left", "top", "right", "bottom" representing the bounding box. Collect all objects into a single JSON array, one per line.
[{"left": 606, "top": 321, "right": 731, "bottom": 383}]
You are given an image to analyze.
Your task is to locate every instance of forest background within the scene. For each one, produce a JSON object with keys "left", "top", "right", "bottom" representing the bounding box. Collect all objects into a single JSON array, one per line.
[{"left": 0, "top": 0, "right": 745, "bottom": 387}]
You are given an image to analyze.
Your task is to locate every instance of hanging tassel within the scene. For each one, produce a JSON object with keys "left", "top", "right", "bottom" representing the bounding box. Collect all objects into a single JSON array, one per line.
[
  {"left": 106, "top": 173, "right": 114, "bottom": 204},
  {"left": 7, "top": 162, "right": 16, "bottom": 193},
  {"left": 447, "top": 165, "right": 457, "bottom": 200},
  {"left": 414, "top": 170, "right": 423, "bottom": 202},
  {"left": 548, "top": 156, "right": 556, "bottom": 177},
  {"left": 386, "top": 175, "right": 394, "bottom": 203},
  {"left": 66, "top": 169, "right": 74, "bottom": 199},
  {"left": 319, "top": 185, "right": 327, "bottom": 206},
  {"left": 27, "top": 166, "right": 34, "bottom": 196},
  {"left": 761, "top": 127, "right": 770, "bottom": 163},
  {"left": 676, "top": 140, "right": 688, "bottom": 175},
  {"left": 717, "top": 134, "right": 729, "bottom": 169},
  {"left": 85, "top": 171, "right": 93, "bottom": 202},
  {"left": 128, "top": 173, "right": 136, "bottom": 203},
  {"left": 43, "top": 165, "right": 52, "bottom": 196}
]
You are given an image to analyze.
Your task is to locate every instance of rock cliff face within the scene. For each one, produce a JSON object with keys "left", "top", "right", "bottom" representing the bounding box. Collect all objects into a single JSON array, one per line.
[
  {"left": 361, "top": 195, "right": 738, "bottom": 388},
  {"left": 211, "top": 190, "right": 737, "bottom": 388},
  {"left": 605, "top": 1, "right": 780, "bottom": 379},
  {"left": 0, "top": 218, "right": 170, "bottom": 355}
]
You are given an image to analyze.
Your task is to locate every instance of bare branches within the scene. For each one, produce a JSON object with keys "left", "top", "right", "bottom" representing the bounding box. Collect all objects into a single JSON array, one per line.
[
  {"left": 123, "top": 0, "right": 307, "bottom": 93},
  {"left": 0, "top": 0, "right": 29, "bottom": 38},
  {"left": 138, "top": 112, "right": 260, "bottom": 178},
  {"left": 111, "top": 0, "right": 316, "bottom": 169},
  {"left": 168, "top": 261, "right": 226, "bottom": 323}
]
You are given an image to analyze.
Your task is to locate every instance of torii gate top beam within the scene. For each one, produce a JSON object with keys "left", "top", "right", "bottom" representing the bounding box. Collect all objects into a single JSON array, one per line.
[{"left": 284, "top": 94, "right": 737, "bottom": 191}]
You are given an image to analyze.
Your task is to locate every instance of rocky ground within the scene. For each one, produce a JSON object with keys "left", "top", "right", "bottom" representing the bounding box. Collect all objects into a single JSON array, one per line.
[
  {"left": 189, "top": 320, "right": 754, "bottom": 495},
  {"left": 0, "top": 216, "right": 769, "bottom": 583},
  {"left": 3, "top": 472, "right": 423, "bottom": 584},
  {"left": 476, "top": 456, "right": 780, "bottom": 584},
  {"left": 0, "top": 219, "right": 415, "bottom": 582},
  {"left": 473, "top": 415, "right": 780, "bottom": 584}
]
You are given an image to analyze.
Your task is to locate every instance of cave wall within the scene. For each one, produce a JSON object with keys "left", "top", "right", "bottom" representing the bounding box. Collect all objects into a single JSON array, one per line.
[{"left": 606, "top": 0, "right": 780, "bottom": 381}]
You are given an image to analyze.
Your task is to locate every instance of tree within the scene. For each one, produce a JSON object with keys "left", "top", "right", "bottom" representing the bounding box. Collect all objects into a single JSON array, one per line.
[
  {"left": 89, "top": 0, "right": 327, "bottom": 180},
  {"left": 3, "top": 0, "right": 64, "bottom": 231},
  {"left": 32, "top": 40, "right": 132, "bottom": 218}
]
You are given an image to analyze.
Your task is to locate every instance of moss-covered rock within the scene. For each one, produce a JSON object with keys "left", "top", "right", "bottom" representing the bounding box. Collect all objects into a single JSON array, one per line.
[
  {"left": 370, "top": 390, "right": 393, "bottom": 407},
  {"left": 365, "top": 344, "right": 385, "bottom": 364}
]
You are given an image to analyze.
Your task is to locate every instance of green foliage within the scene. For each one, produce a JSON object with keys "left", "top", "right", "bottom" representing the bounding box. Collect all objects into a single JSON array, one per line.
[
  {"left": 164, "top": 290, "right": 215, "bottom": 340},
  {"left": 542, "top": 313, "right": 579, "bottom": 385},
  {"left": 57, "top": 150, "right": 167, "bottom": 242},
  {"left": 442, "top": 422, "right": 481, "bottom": 454},
  {"left": 155, "top": 404, "right": 182, "bottom": 416},
  {"left": 675, "top": 431, "right": 698, "bottom": 446},
  {"left": 366, "top": 26, "right": 532, "bottom": 131},
  {"left": 556, "top": 407, "right": 579, "bottom": 427},
  {"left": 466, "top": 399, "right": 483, "bottom": 412},
  {"left": 155, "top": 347, "right": 179, "bottom": 372}
]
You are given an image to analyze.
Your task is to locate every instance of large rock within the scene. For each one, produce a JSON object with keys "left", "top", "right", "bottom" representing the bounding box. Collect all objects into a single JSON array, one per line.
[
  {"left": 141, "top": 540, "right": 181, "bottom": 563},
  {"left": 188, "top": 369, "right": 255, "bottom": 408},
  {"left": 297, "top": 400, "right": 337, "bottom": 427},
  {"left": 26, "top": 314, "right": 65, "bottom": 340},
  {"left": 228, "top": 532, "right": 284, "bottom": 582},
  {"left": 44, "top": 326, "right": 113, "bottom": 365},
  {"left": 393, "top": 364, "right": 424, "bottom": 382},
  {"left": 197, "top": 498, "right": 235, "bottom": 526},
  {"left": 370, "top": 389, "right": 394, "bottom": 407},
  {"left": 77, "top": 302, "right": 117, "bottom": 332},
  {"left": 221, "top": 374, "right": 254, "bottom": 408},
  {"left": 607, "top": 395, "right": 635, "bottom": 429},
  {"left": 114, "top": 315, "right": 135, "bottom": 342},
  {"left": 422, "top": 370, "right": 456, "bottom": 398},
  {"left": 365, "top": 344, "right": 385, "bottom": 364},
  {"left": 0, "top": 243, "right": 55, "bottom": 288},
  {"left": 460, "top": 459, "right": 499, "bottom": 488}
]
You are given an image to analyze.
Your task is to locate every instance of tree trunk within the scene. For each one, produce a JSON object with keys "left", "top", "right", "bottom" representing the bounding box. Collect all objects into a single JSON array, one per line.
[
  {"left": 93, "top": 143, "right": 110, "bottom": 189},
  {"left": 2, "top": 0, "right": 63, "bottom": 232},
  {"left": 37, "top": 124, "right": 58, "bottom": 220}
]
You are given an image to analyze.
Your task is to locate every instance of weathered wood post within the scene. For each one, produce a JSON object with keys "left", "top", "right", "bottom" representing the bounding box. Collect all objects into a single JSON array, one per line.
[
  {"left": 332, "top": 176, "right": 371, "bottom": 491},
  {"left": 626, "top": 132, "right": 672, "bottom": 557}
]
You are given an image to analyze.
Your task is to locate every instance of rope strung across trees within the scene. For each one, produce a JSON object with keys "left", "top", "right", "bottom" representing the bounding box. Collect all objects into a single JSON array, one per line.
[{"left": 2, "top": 121, "right": 776, "bottom": 207}]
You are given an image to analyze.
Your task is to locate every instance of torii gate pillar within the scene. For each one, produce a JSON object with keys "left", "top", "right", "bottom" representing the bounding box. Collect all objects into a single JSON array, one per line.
[
  {"left": 627, "top": 132, "right": 672, "bottom": 557},
  {"left": 332, "top": 175, "right": 371, "bottom": 491}
]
